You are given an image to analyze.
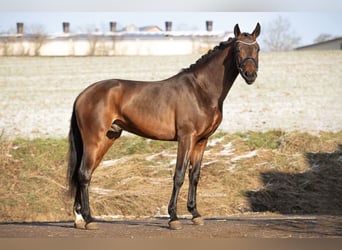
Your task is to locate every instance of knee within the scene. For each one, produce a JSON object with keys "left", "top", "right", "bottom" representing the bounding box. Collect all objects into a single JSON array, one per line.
[{"left": 173, "top": 174, "right": 184, "bottom": 187}]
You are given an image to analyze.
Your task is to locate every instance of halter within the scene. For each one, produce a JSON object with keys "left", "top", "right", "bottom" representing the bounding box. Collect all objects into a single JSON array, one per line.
[
  {"left": 235, "top": 39, "right": 259, "bottom": 71},
  {"left": 236, "top": 40, "right": 257, "bottom": 46}
]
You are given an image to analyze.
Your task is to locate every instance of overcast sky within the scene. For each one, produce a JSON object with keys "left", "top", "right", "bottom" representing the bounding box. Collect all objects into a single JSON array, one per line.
[{"left": 0, "top": 0, "right": 341, "bottom": 46}]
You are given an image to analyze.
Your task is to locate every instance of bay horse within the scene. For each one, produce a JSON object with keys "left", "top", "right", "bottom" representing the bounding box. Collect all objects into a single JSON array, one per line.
[{"left": 67, "top": 23, "right": 261, "bottom": 230}]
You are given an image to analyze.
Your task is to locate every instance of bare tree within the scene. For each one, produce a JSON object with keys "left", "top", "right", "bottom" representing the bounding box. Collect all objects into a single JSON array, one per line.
[
  {"left": 23, "top": 25, "right": 47, "bottom": 56},
  {"left": 82, "top": 25, "right": 101, "bottom": 56},
  {"left": 0, "top": 37, "right": 12, "bottom": 56},
  {"left": 314, "top": 33, "right": 334, "bottom": 43},
  {"left": 30, "top": 28, "right": 47, "bottom": 56},
  {"left": 0, "top": 25, "right": 46, "bottom": 56},
  {"left": 87, "top": 34, "right": 99, "bottom": 56},
  {"left": 263, "top": 16, "right": 301, "bottom": 51}
]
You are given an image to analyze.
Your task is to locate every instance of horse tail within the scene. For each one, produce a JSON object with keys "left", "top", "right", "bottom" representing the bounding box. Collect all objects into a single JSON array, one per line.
[{"left": 67, "top": 102, "right": 83, "bottom": 197}]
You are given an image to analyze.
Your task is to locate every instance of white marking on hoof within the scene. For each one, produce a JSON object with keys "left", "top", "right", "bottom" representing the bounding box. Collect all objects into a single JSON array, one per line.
[{"left": 74, "top": 210, "right": 86, "bottom": 229}]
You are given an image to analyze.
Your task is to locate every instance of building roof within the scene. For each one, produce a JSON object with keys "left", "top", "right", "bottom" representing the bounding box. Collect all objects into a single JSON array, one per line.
[
  {"left": 295, "top": 37, "right": 342, "bottom": 50},
  {"left": 0, "top": 23, "right": 232, "bottom": 39},
  {"left": 0, "top": 30, "right": 232, "bottom": 40}
]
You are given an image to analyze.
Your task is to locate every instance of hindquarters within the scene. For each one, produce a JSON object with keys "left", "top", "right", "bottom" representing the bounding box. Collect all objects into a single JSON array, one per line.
[
  {"left": 68, "top": 80, "right": 124, "bottom": 228},
  {"left": 72, "top": 80, "right": 124, "bottom": 179},
  {"left": 67, "top": 80, "right": 122, "bottom": 193}
]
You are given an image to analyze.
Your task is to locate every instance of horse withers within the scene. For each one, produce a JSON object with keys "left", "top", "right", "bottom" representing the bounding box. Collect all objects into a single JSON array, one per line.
[{"left": 67, "top": 23, "right": 261, "bottom": 230}]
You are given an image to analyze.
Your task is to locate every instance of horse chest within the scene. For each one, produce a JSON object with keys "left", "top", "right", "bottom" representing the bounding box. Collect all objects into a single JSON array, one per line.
[
  {"left": 199, "top": 106, "right": 222, "bottom": 136},
  {"left": 211, "top": 107, "right": 223, "bottom": 129}
]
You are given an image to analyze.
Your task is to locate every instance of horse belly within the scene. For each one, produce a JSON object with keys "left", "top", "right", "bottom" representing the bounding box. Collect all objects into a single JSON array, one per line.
[
  {"left": 110, "top": 81, "right": 178, "bottom": 140},
  {"left": 118, "top": 106, "right": 177, "bottom": 141}
]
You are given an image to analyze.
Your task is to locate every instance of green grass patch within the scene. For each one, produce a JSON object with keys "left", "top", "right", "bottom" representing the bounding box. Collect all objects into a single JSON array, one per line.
[{"left": 235, "top": 130, "right": 285, "bottom": 150}]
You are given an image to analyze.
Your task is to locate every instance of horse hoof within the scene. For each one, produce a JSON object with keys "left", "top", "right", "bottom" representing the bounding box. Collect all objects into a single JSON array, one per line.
[
  {"left": 74, "top": 221, "right": 86, "bottom": 229},
  {"left": 168, "top": 220, "right": 183, "bottom": 230},
  {"left": 192, "top": 217, "right": 205, "bottom": 226},
  {"left": 85, "top": 222, "right": 99, "bottom": 230}
]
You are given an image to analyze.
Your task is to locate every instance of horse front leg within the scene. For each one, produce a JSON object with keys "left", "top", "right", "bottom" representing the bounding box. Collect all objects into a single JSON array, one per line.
[
  {"left": 168, "top": 136, "right": 193, "bottom": 230},
  {"left": 187, "top": 139, "right": 207, "bottom": 226}
]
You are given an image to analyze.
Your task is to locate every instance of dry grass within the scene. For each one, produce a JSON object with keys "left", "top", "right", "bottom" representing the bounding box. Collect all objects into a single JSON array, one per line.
[
  {"left": 1, "top": 130, "right": 341, "bottom": 222},
  {"left": 0, "top": 136, "right": 71, "bottom": 222}
]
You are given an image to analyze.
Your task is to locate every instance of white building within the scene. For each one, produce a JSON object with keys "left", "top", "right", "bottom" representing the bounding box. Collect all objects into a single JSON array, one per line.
[{"left": 0, "top": 21, "right": 233, "bottom": 56}]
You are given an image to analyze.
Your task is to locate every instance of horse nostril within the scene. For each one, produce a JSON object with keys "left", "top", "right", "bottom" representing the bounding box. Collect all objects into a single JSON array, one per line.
[{"left": 244, "top": 71, "right": 257, "bottom": 78}]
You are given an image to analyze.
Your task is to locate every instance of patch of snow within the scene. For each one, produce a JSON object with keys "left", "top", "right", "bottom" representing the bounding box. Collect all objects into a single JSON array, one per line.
[
  {"left": 227, "top": 164, "right": 237, "bottom": 172},
  {"left": 208, "top": 137, "right": 225, "bottom": 147},
  {"left": 230, "top": 150, "right": 258, "bottom": 162},
  {"left": 219, "top": 142, "right": 235, "bottom": 156},
  {"left": 100, "top": 157, "right": 129, "bottom": 168},
  {"left": 202, "top": 160, "right": 218, "bottom": 167},
  {"left": 145, "top": 150, "right": 176, "bottom": 162},
  {"left": 256, "top": 162, "right": 268, "bottom": 166},
  {"left": 145, "top": 152, "right": 161, "bottom": 161},
  {"left": 94, "top": 215, "right": 135, "bottom": 220},
  {"left": 168, "top": 159, "right": 177, "bottom": 166},
  {"left": 200, "top": 193, "right": 227, "bottom": 197},
  {"left": 91, "top": 187, "right": 115, "bottom": 195}
]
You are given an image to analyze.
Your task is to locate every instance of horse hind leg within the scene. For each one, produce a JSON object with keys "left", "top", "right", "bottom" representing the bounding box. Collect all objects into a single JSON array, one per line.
[
  {"left": 73, "top": 188, "right": 86, "bottom": 229},
  {"left": 74, "top": 133, "right": 118, "bottom": 230},
  {"left": 73, "top": 148, "right": 99, "bottom": 230}
]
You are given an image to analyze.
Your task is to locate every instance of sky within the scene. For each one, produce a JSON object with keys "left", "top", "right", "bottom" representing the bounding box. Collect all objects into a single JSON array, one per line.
[{"left": 0, "top": 1, "right": 341, "bottom": 46}]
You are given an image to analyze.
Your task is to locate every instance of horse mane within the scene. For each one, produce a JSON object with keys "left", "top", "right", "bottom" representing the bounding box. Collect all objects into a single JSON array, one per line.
[{"left": 182, "top": 37, "right": 236, "bottom": 72}]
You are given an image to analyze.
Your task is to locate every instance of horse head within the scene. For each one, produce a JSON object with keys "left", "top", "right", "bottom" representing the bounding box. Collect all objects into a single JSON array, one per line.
[{"left": 234, "top": 23, "right": 261, "bottom": 84}]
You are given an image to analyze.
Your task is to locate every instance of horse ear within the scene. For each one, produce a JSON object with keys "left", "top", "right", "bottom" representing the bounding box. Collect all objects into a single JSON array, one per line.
[
  {"left": 252, "top": 23, "right": 261, "bottom": 38},
  {"left": 234, "top": 24, "right": 241, "bottom": 37}
]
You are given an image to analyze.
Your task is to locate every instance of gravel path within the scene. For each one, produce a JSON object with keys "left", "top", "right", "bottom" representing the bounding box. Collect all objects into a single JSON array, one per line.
[{"left": 1, "top": 215, "right": 342, "bottom": 238}]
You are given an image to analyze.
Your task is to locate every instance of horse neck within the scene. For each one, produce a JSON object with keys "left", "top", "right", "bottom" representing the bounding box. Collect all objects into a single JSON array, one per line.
[{"left": 194, "top": 43, "right": 239, "bottom": 108}]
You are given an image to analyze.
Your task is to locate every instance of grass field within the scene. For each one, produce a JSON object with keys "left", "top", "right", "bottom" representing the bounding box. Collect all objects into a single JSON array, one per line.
[{"left": 0, "top": 51, "right": 341, "bottom": 138}]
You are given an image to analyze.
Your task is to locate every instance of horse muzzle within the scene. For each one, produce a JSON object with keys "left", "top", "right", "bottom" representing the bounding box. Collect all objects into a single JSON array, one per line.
[
  {"left": 241, "top": 69, "right": 257, "bottom": 84},
  {"left": 238, "top": 58, "right": 258, "bottom": 84}
]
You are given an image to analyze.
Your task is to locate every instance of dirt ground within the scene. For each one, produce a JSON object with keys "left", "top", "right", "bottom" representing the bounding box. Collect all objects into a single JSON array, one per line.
[{"left": 1, "top": 215, "right": 342, "bottom": 238}]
